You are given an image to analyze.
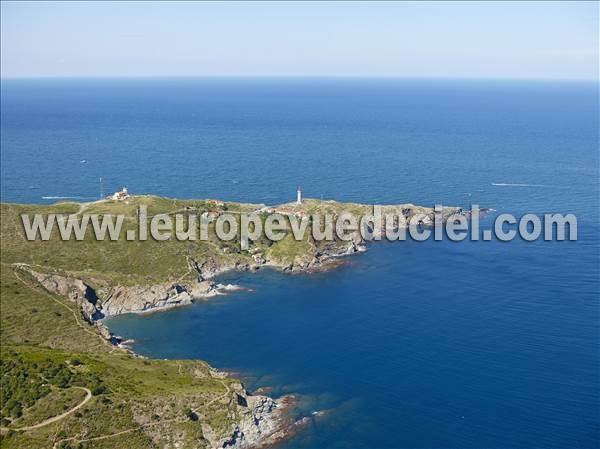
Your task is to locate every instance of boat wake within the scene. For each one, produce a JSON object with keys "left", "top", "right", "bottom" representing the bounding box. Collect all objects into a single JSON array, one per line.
[{"left": 491, "top": 183, "right": 561, "bottom": 188}]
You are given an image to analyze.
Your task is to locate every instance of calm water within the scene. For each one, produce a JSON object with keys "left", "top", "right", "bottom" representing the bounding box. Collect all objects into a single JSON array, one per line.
[{"left": 1, "top": 79, "right": 598, "bottom": 448}]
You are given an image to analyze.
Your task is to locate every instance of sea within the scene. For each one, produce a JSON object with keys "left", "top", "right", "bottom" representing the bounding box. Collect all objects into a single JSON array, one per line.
[{"left": 1, "top": 78, "right": 598, "bottom": 448}]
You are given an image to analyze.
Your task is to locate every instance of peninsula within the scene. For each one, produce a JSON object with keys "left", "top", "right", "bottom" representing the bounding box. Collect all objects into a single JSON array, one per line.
[{"left": 0, "top": 195, "right": 462, "bottom": 449}]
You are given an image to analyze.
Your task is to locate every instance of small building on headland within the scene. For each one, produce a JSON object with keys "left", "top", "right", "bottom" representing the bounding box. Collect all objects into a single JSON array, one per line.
[
  {"left": 296, "top": 186, "right": 302, "bottom": 205},
  {"left": 206, "top": 199, "right": 225, "bottom": 208},
  {"left": 111, "top": 187, "right": 130, "bottom": 201}
]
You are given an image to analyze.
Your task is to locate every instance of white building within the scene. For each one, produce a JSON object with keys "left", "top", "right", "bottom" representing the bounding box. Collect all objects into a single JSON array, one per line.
[{"left": 112, "top": 187, "right": 129, "bottom": 201}]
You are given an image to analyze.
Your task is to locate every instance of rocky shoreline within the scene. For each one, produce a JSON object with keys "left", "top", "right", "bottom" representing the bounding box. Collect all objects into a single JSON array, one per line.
[
  {"left": 11, "top": 246, "right": 354, "bottom": 361},
  {"left": 9, "top": 238, "right": 368, "bottom": 447},
  {"left": 194, "top": 370, "right": 304, "bottom": 449},
  {"left": 11, "top": 202, "right": 474, "bottom": 349},
  {"left": 211, "top": 392, "right": 306, "bottom": 449},
  {"left": 12, "top": 262, "right": 311, "bottom": 448},
  {"left": 12, "top": 198, "right": 477, "bottom": 323}
]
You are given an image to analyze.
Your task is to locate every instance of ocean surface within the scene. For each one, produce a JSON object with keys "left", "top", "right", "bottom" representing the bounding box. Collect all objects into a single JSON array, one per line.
[{"left": 1, "top": 78, "right": 599, "bottom": 448}]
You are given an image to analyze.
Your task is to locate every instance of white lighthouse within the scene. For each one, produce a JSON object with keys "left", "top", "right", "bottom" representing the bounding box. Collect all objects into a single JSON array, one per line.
[{"left": 296, "top": 186, "right": 302, "bottom": 205}]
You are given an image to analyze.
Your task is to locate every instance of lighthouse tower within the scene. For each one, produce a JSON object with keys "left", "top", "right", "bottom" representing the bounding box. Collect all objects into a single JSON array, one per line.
[{"left": 296, "top": 186, "right": 302, "bottom": 205}]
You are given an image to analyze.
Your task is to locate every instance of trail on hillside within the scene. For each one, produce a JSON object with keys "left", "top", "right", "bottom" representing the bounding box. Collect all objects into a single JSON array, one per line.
[{"left": 3, "top": 387, "right": 92, "bottom": 432}]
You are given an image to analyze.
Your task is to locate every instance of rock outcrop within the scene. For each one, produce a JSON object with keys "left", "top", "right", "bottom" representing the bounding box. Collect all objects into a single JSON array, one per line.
[
  {"left": 100, "top": 280, "right": 244, "bottom": 316},
  {"left": 16, "top": 264, "right": 103, "bottom": 322},
  {"left": 101, "top": 283, "right": 192, "bottom": 316},
  {"left": 14, "top": 264, "right": 237, "bottom": 320},
  {"left": 205, "top": 384, "right": 297, "bottom": 449}
]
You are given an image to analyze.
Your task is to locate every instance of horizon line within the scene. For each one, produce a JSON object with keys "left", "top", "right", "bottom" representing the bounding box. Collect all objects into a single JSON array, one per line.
[{"left": 1, "top": 74, "right": 598, "bottom": 83}]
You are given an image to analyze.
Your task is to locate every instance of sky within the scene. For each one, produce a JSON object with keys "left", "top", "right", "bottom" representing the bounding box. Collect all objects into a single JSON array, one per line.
[{"left": 1, "top": 1, "right": 598, "bottom": 79}]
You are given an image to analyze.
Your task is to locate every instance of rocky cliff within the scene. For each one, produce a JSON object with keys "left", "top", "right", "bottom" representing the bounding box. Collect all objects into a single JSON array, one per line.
[
  {"left": 204, "top": 385, "right": 297, "bottom": 449},
  {"left": 14, "top": 264, "right": 240, "bottom": 321}
]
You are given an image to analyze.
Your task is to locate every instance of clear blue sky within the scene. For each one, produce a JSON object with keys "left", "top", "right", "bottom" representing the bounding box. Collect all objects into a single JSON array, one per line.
[{"left": 1, "top": 1, "right": 597, "bottom": 79}]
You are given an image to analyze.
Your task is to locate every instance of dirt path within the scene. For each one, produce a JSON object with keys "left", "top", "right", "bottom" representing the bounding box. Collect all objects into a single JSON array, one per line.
[
  {"left": 4, "top": 387, "right": 92, "bottom": 433},
  {"left": 51, "top": 379, "right": 230, "bottom": 448},
  {"left": 51, "top": 417, "right": 180, "bottom": 449},
  {"left": 55, "top": 201, "right": 89, "bottom": 225},
  {"left": 206, "top": 379, "right": 230, "bottom": 407}
]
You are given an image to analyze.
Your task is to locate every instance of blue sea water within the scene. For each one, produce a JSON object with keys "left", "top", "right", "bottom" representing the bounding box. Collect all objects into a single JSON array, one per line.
[{"left": 1, "top": 78, "right": 599, "bottom": 448}]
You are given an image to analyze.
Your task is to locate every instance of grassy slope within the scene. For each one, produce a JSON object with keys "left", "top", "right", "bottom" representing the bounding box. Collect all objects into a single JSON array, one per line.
[
  {"left": 10, "top": 387, "right": 88, "bottom": 427},
  {"left": 0, "top": 264, "right": 242, "bottom": 449},
  {"left": 1, "top": 198, "right": 224, "bottom": 286},
  {"left": 1, "top": 195, "right": 390, "bottom": 285}
]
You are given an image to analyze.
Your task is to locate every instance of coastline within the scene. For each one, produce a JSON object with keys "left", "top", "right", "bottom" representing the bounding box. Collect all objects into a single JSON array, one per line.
[
  {"left": 1, "top": 195, "right": 470, "bottom": 448},
  {"left": 8, "top": 261, "right": 308, "bottom": 449}
]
